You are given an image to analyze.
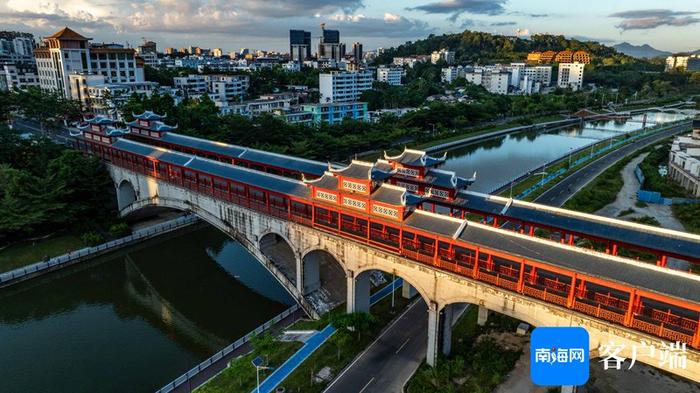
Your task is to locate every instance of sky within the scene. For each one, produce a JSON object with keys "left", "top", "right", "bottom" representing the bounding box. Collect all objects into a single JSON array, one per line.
[{"left": 1, "top": 0, "right": 699, "bottom": 53}]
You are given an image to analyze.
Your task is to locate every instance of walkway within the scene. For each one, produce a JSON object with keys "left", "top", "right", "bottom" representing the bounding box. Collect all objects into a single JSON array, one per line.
[
  {"left": 252, "top": 278, "right": 403, "bottom": 393},
  {"left": 596, "top": 153, "right": 684, "bottom": 231}
]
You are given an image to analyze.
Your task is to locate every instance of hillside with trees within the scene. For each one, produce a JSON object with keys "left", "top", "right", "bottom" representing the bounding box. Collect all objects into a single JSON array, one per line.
[{"left": 375, "top": 30, "right": 641, "bottom": 66}]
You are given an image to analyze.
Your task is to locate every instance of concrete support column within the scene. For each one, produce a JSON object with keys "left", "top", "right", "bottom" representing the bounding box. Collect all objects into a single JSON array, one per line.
[
  {"left": 441, "top": 304, "right": 454, "bottom": 356},
  {"left": 561, "top": 386, "right": 576, "bottom": 393},
  {"left": 401, "top": 281, "right": 417, "bottom": 299},
  {"left": 295, "top": 253, "right": 303, "bottom": 293},
  {"left": 426, "top": 301, "right": 440, "bottom": 367},
  {"left": 347, "top": 271, "right": 370, "bottom": 314},
  {"left": 477, "top": 305, "right": 489, "bottom": 326},
  {"left": 346, "top": 271, "right": 355, "bottom": 314}
]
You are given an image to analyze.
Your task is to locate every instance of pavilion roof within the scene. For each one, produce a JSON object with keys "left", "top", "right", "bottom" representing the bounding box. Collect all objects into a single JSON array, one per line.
[
  {"left": 132, "top": 110, "right": 167, "bottom": 121},
  {"left": 384, "top": 148, "right": 447, "bottom": 168},
  {"left": 330, "top": 160, "right": 394, "bottom": 181}
]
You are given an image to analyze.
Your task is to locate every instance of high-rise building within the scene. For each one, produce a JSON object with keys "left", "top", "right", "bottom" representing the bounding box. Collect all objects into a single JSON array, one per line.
[
  {"left": 289, "top": 30, "right": 311, "bottom": 63},
  {"left": 212, "top": 48, "right": 223, "bottom": 57},
  {"left": 319, "top": 70, "right": 373, "bottom": 103},
  {"left": 318, "top": 24, "right": 344, "bottom": 61},
  {"left": 0, "top": 63, "right": 40, "bottom": 91},
  {"left": 164, "top": 47, "right": 176, "bottom": 55},
  {"left": 35, "top": 27, "right": 144, "bottom": 98},
  {"left": 352, "top": 42, "right": 363, "bottom": 61},
  {"left": 557, "top": 62, "right": 585, "bottom": 91}
]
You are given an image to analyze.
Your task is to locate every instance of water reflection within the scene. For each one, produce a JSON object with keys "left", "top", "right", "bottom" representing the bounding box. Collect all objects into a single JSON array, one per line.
[
  {"left": 0, "top": 225, "right": 291, "bottom": 393},
  {"left": 441, "top": 112, "right": 688, "bottom": 192}
]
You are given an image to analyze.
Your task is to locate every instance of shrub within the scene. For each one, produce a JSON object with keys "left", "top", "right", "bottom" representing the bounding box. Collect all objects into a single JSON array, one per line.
[
  {"left": 108, "top": 223, "right": 131, "bottom": 238},
  {"left": 81, "top": 231, "right": 104, "bottom": 246}
]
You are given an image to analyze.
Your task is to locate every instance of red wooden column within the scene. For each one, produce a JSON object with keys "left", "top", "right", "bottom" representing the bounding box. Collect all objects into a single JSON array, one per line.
[
  {"left": 566, "top": 274, "right": 577, "bottom": 307},
  {"left": 517, "top": 260, "right": 526, "bottom": 293},
  {"left": 472, "top": 249, "right": 480, "bottom": 279},
  {"left": 529, "top": 225, "right": 535, "bottom": 237},
  {"left": 657, "top": 255, "right": 668, "bottom": 267},
  {"left": 624, "top": 290, "right": 637, "bottom": 326},
  {"left": 611, "top": 243, "right": 618, "bottom": 256},
  {"left": 493, "top": 217, "right": 499, "bottom": 228}
]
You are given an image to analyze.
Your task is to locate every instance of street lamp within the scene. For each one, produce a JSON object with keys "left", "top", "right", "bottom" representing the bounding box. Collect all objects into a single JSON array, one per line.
[
  {"left": 252, "top": 356, "right": 274, "bottom": 393},
  {"left": 568, "top": 147, "right": 574, "bottom": 168}
]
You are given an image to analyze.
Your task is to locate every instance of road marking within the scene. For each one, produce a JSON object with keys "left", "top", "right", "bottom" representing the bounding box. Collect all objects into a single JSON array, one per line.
[
  {"left": 395, "top": 338, "right": 410, "bottom": 354},
  {"left": 322, "top": 299, "right": 422, "bottom": 393},
  {"left": 359, "top": 377, "right": 375, "bottom": 393}
]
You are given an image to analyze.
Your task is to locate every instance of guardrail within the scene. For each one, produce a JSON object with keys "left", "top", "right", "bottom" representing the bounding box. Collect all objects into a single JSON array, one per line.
[
  {"left": 488, "top": 119, "right": 691, "bottom": 199},
  {"left": 154, "top": 304, "right": 300, "bottom": 393},
  {"left": 0, "top": 215, "right": 199, "bottom": 287}
]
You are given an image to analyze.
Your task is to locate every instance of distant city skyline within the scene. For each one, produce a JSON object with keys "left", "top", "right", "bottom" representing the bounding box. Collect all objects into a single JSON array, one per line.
[{"left": 2, "top": 0, "right": 699, "bottom": 53}]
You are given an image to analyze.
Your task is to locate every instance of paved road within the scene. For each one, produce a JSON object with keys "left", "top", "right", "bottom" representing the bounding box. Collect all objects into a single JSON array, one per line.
[
  {"left": 323, "top": 299, "right": 428, "bottom": 393},
  {"left": 535, "top": 121, "right": 692, "bottom": 207}
]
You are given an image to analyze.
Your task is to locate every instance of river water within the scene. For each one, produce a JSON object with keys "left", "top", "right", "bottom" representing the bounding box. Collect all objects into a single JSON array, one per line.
[
  {"left": 0, "top": 225, "right": 292, "bottom": 393},
  {"left": 0, "top": 111, "right": 688, "bottom": 393},
  {"left": 440, "top": 112, "right": 688, "bottom": 192}
]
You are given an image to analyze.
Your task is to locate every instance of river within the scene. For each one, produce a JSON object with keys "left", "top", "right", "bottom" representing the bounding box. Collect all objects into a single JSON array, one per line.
[
  {"left": 440, "top": 112, "right": 688, "bottom": 192},
  {"left": 0, "top": 225, "right": 293, "bottom": 393}
]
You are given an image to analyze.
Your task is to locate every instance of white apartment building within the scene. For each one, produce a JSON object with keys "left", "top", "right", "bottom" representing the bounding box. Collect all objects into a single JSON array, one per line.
[
  {"left": 431, "top": 49, "right": 455, "bottom": 64},
  {"left": 557, "top": 62, "right": 585, "bottom": 91},
  {"left": 205, "top": 74, "right": 249, "bottom": 102},
  {"left": 463, "top": 68, "right": 510, "bottom": 94},
  {"left": 68, "top": 73, "right": 167, "bottom": 119},
  {"left": 0, "top": 63, "right": 40, "bottom": 91},
  {"left": 376, "top": 66, "right": 403, "bottom": 85},
  {"left": 519, "top": 64, "right": 552, "bottom": 86},
  {"left": 668, "top": 120, "right": 700, "bottom": 196},
  {"left": 173, "top": 74, "right": 207, "bottom": 95},
  {"left": 319, "top": 70, "right": 373, "bottom": 103},
  {"left": 34, "top": 27, "right": 144, "bottom": 98},
  {"left": 392, "top": 55, "right": 429, "bottom": 68},
  {"left": 218, "top": 96, "right": 296, "bottom": 117}
]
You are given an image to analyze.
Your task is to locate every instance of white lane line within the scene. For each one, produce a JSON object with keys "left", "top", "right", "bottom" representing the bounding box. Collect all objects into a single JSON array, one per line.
[
  {"left": 359, "top": 377, "right": 375, "bottom": 393},
  {"left": 322, "top": 299, "right": 422, "bottom": 393},
  {"left": 395, "top": 338, "right": 410, "bottom": 355}
]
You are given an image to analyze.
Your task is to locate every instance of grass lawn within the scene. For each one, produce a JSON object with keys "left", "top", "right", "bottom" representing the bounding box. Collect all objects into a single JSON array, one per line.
[
  {"left": 195, "top": 341, "right": 302, "bottom": 393},
  {"left": 0, "top": 233, "right": 84, "bottom": 273},
  {"left": 405, "top": 306, "right": 522, "bottom": 393},
  {"left": 280, "top": 290, "right": 411, "bottom": 393}
]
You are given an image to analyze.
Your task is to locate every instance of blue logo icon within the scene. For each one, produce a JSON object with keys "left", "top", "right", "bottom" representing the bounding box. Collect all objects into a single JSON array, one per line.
[{"left": 530, "top": 327, "right": 589, "bottom": 386}]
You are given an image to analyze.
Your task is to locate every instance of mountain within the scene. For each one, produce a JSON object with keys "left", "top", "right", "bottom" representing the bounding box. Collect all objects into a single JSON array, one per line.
[{"left": 613, "top": 42, "right": 671, "bottom": 59}]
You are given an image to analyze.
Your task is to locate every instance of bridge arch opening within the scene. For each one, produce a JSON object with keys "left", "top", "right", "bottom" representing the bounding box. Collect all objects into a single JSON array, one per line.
[
  {"left": 258, "top": 233, "right": 298, "bottom": 288},
  {"left": 302, "top": 249, "right": 346, "bottom": 314},
  {"left": 353, "top": 268, "right": 430, "bottom": 314},
  {"left": 116, "top": 179, "right": 137, "bottom": 211}
]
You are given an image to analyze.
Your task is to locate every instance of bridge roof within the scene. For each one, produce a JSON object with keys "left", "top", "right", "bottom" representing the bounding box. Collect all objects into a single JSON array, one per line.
[
  {"left": 371, "top": 184, "right": 424, "bottom": 206},
  {"left": 158, "top": 132, "right": 329, "bottom": 176},
  {"left": 113, "top": 139, "right": 310, "bottom": 198},
  {"left": 404, "top": 210, "right": 466, "bottom": 237},
  {"left": 459, "top": 222, "right": 700, "bottom": 304},
  {"left": 330, "top": 160, "right": 394, "bottom": 181},
  {"left": 456, "top": 191, "right": 700, "bottom": 261},
  {"left": 384, "top": 148, "right": 446, "bottom": 168}
]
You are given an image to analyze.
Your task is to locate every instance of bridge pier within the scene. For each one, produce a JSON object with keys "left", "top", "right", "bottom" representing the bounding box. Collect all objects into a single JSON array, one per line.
[
  {"left": 427, "top": 301, "right": 440, "bottom": 367},
  {"left": 477, "top": 305, "right": 489, "bottom": 326},
  {"left": 441, "top": 304, "right": 454, "bottom": 356},
  {"left": 346, "top": 270, "right": 370, "bottom": 314},
  {"left": 402, "top": 281, "right": 417, "bottom": 299}
]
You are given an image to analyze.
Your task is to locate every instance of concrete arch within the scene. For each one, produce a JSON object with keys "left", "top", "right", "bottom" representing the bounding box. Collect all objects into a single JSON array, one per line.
[
  {"left": 302, "top": 248, "right": 347, "bottom": 314},
  {"left": 116, "top": 179, "right": 137, "bottom": 211},
  {"left": 258, "top": 232, "right": 299, "bottom": 288},
  {"left": 353, "top": 266, "right": 431, "bottom": 309},
  {"left": 118, "top": 194, "right": 320, "bottom": 319}
]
